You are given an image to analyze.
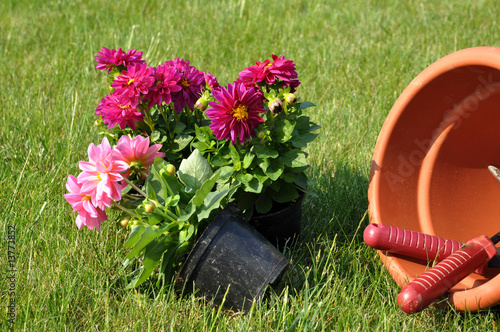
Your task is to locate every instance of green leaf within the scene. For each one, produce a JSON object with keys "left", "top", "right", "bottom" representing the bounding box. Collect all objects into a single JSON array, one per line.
[
  {"left": 255, "top": 193, "right": 272, "bottom": 214},
  {"left": 242, "top": 153, "right": 255, "bottom": 169},
  {"left": 124, "top": 226, "right": 163, "bottom": 260},
  {"left": 282, "top": 150, "right": 308, "bottom": 168},
  {"left": 123, "top": 225, "right": 146, "bottom": 248},
  {"left": 194, "top": 125, "right": 212, "bottom": 143},
  {"left": 236, "top": 172, "right": 253, "bottom": 184},
  {"left": 243, "top": 177, "right": 264, "bottom": 193},
  {"left": 291, "top": 133, "right": 319, "bottom": 148},
  {"left": 218, "top": 165, "right": 235, "bottom": 178},
  {"left": 281, "top": 172, "right": 297, "bottom": 183},
  {"left": 254, "top": 144, "right": 279, "bottom": 159},
  {"left": 272, "top": 182, "right": 299, "bottom": 203},
  {"left": 309, "top": 123, "right": 321, "bottom": 132},
  {"left": 228, "top": 142, "right": 240, "bottom": 163},
  {"left": 173, "top": 122, "right": 186, "bottom": 134},
  {"left": 259, "top": 158, "right": 284, "bottom": 181},
  {"left": 198, "top": 186, "right": 238, "bottom": 221},
  {"left": 147, "top": 157, "right": 181, "bottom": 206},
  {"left": 178, "top": 203, "right": 197, "bottom": 222},
  {"left": 299, "top": 101, "right": 316, "bottom": 109},
  {"left": 210, "top": 153, "right": 230, "bottom": 166},
  {"left": 178, "top": 149, "right": 213, "bottom": 191},
  {"left": 275, "top": 119, "right": 295, "bottom": 143},
  {"left": 172, "top": 134, "right": 193, "bottom": 152},
  {"left": 191, "top": 170, "right": 220, "bottom": 206},
  {"left": 151, "top": 130, "right": 161, "bottom": 143},
  {"left": 179, "top": 224, "right": 195, "bottom": 243},
  {"left": 126, "top": 237, "right": 171, "bottom": 288}
]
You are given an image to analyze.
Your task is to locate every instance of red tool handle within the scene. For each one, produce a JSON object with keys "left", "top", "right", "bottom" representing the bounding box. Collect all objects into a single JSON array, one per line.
[
  {"left": 397, "top": 235, "right": 498, "bottom": 314},
  {"left": 363, "top": 223, "right": 462, "bottom": 262}
]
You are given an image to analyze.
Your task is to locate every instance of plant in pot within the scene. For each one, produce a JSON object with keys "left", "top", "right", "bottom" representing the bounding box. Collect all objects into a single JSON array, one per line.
[
  {"left": 193, "top": 55, "right": 320, "bottom": 246},
  {"left": 63, "top": 47, "right": 318, "bottom": 308},
  {"left": 64, "top": 134, "right": 236, "bottom": 287},
  {"left": 91, "top": 47, "right": 320, "bottom": 247}
]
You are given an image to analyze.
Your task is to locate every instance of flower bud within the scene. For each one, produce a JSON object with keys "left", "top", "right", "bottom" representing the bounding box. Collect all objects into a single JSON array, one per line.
[
  {"left": 144, "top": 203, "right": 155, "bottom": 214},
  {"left": 160, "top": 164, "right": 176, "bottom": 177},
  {"left": 120, "top": 218, "right": 130, "bottom": 228},
  {"left": 195, "top": 97, "right": 209, "bottom": 112},
  {"left": 94, "top": 118, "right": 103, "bottom": 127},
  {"left": 285, "top": 93, "right": 297, "bottom": 105},
  {"left": 268, "top": 98, "right": 283, "bottom": 114},
  {"left": 256, "top": 131, "right": 265, "bottom": 140}
]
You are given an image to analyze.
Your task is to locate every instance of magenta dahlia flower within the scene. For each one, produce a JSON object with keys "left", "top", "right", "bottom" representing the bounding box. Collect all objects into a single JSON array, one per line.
[
  {"left": 77, "top": 137, "right": 129, "bottom": 210},
  {"left": 95, "top": 47, "right": 145, "bottom": 73},
  {"left": 64, "top": 175, "right": 108, "bottom": 231},
  {"left": 165, "top": 58, "right": 204, "bottom": 113},
  {"left": 96, "top": 94, "right": 144, "bottom": 129},
  {"left": 206, "top": 82, "right": 266, "bottom": 144},
  {"left": 110, "top": 63, "right": 155, "bottom": 105},
  {"left": 237, "top": 54, "right": 300, "bottom": 91},
  {"left": 144, "top": 64, "right": 183, "bottom": 108},
  {"left": 113, "top": 135, "right": 165, "bottom": 179},
  {"left": 203, "top": 72, "right": 220, "bottom": 91}
]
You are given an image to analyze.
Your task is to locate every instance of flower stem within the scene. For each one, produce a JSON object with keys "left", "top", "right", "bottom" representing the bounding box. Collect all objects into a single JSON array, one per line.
[
  {"left": 122, "top": 193, "right": 140, "bottom": 200},
  {"left": 123, "top": 177, "right": 147, "bottom": 198},
  {"left": 112, "top": 200, "right": 140, "bottom": 219}
]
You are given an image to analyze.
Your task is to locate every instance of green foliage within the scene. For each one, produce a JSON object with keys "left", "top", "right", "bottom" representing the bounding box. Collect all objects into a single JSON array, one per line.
[{"left": 120, "top": 153, "right": 234, "bottom": 288}]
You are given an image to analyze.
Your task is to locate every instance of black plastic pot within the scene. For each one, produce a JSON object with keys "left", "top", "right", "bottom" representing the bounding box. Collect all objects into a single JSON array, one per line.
[
  {"left": 248, "top": 193, "right": 304, "bottom": 249},
  {"left": 179, "top": 206, "right": 290, "bottom": 311}
]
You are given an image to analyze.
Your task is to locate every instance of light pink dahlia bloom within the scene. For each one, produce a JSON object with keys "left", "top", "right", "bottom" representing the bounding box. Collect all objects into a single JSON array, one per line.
[
  {"left": 77, "top": 137, "right": 129, "bottom": 210},
  {"left": 206, "top": 82, "right": 266, "bottom": 144},
  {"left": 113, "top": 135, "right": 165, "bottom": 179},
  {"left": 64, "top": 175, "right": 107, "bottom": 230},
  {"left": 110, "top": 63, "right": 155, "bottom": 106},
  {"left": 95, "top": 47, "right": 145, "bottom": 73}
]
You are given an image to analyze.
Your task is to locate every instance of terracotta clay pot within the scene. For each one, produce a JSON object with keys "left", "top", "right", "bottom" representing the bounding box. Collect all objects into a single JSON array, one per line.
[{"left": 368, "top": 47, "right": 500, "bottom": 312}]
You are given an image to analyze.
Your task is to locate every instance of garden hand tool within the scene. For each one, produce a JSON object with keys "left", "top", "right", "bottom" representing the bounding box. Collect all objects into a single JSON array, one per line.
[
  {"left": 395, "top": 165, "right": 500, "bottom": 314},
  {"left": 364, "top": 223, "right": 462, "bottom": 262},
  {"left": 397, "top": 231, "right": 500, "bottom": 314},
  {"left": 363, "top": 223, "right": 500, "bottom": 274}
]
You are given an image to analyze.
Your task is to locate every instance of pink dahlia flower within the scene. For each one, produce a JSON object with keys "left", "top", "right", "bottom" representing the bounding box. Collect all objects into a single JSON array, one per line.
[
  {"left": 95, "top": 47, "right": 145, "bottom": 73},
  {"left": 165, "top": 58, "right": 204, "bottom": 113},
  {"left": 77, "top": 137, "right": 129, "bottom": 210},
  {"left": 64, "top": 175, "right": 107, "bottom": 231},
  {"left": 237, "top": 54, "right": 300, "bottom": 91},
  {"left": 144, "top": 64, "right": 183, "bottom": 108},
  {"left": 110, "top": 63, "right": 155, "bottom": 105},
  {"left": 203, "top": 72, "right": 220, "bottom": 91},
  {"left": 96, "top": 94, "right": 144, "bottom": 129},
  {"left": 206, "top": 82, "right": 266, "bottom": 144},
  {"left": 113, "top": 135, "right": 165, "bottom": 179}
]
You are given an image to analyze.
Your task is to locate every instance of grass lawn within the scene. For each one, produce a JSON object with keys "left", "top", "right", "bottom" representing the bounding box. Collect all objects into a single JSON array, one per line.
[{"left": 2, "top": 0, "right": 500, "bottom": 330}]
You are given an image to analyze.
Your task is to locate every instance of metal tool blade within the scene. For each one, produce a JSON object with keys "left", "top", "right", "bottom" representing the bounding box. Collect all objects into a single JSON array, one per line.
[
  {"left": 486, "top": 166, "right": 500, "bottom": 267},
  {"left": 488, "top": 165, "right": 500, "bottom": 183}
]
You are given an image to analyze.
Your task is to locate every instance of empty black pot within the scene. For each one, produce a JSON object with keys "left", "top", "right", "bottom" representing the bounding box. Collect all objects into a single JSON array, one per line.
[{"left": 179, "top": 206, "right": 290, "bottom": 311}]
